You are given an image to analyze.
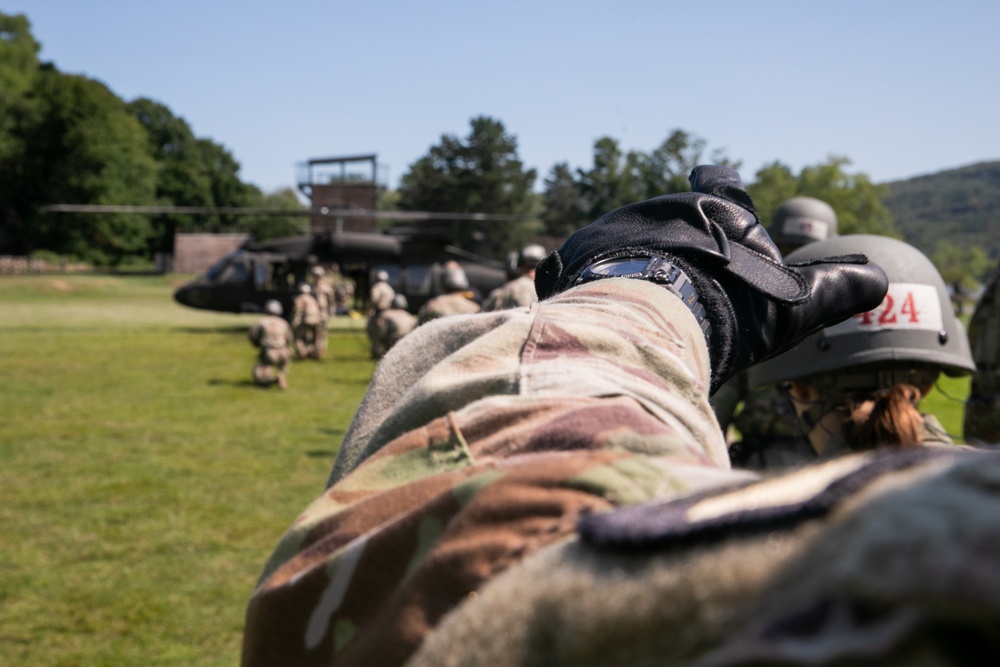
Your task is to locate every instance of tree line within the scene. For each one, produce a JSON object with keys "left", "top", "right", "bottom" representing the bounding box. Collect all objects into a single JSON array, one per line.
[
  {"left": 0, "top": 13, "right": 306, "bottom": 267},
  {"left": 394, "top": 116, "right": 896, "bottom": 253},
  {"left": 1, "top": 11, "right": 898, "bottom": 270}
]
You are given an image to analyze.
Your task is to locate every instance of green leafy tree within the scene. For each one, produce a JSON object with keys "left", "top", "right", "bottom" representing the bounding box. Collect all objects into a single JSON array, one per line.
[
  {"left": 563, "top": 130, "right": 738, "bottom": 234},
  {"left": 398, "top": 116, "right": 538, "bottom": 253},
  {"left": 243, "top": 188, "right": 308, "bottom": 241},
  {"left": 747, "top": 156, "right": 896, "bottom": 237},
  {"left": 0, "top": 13, "right": 41, "bottom": 252},
  {"left": 129, "top": 97, "right": 259, "bottom": 251},
  {"left": 540, "top": 162, "right": 585, "bottom": 237},
  {"left": 575, "top": 137, "right": 649, "bottom": 221},
  {"left": 0, "top": 13, "right": 39, "bottom": 97},
  {"left": 932, "top": 240, "right": 992, "bottom": 314},
  {"left": 0, "top": 67, "right": 157, "bottom": 265},
  {"left": 642, "top": 129, "right": 742, "bottom": 197}
]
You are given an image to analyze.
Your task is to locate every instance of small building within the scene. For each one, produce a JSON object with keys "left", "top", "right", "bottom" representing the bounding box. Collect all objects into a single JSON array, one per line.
[
  {"left": 172, "top": 233, "right": 250, "bottom": 274},
  {"left": 297, "top": 154, "right": 381, "bottom": 233}
]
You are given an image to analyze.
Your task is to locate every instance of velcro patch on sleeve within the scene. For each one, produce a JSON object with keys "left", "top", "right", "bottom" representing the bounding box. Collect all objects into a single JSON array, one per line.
[{"left": 578, "top": 448, "right": 956, "bottom": 550}]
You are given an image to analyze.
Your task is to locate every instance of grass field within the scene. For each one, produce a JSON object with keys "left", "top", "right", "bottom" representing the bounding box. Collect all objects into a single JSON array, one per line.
[
  {"left": 0, "top": 274, "right": 374, "bottom": 666},
  {"left": 0, "top": 274, "right": 974, "bottom": 666}
]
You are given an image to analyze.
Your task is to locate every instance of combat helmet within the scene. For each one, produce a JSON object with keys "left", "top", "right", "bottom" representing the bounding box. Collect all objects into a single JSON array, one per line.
[
  {"left": 264, "top": 299, "right": 283, "bottom": 316},
  {"left": 505, "top": 244, "right": 548, "bottom": 278},
  {"left": 768, "top": 197, "right": 838, "bottom": 254},
  {"left": 750, "top": 234, "right": 974, "bottom": 387},
  {"left": 442, "top": 266, "right": 470, "bottom": 291}
]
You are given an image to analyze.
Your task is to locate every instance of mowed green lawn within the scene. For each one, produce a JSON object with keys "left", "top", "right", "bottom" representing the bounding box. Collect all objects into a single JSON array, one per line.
[{"left": 0, "top": 274, "right": 374, "bottom": 666}]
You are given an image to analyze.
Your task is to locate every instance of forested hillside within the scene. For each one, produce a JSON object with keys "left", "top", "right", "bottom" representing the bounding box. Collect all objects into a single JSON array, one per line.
[{"left": 884, "top": 161, "right": 1000, "bottom": 262}]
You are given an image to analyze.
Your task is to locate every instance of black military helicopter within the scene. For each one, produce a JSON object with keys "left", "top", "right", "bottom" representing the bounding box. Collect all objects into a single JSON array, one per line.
[{"left": 172, "top": 224, "right": 512, "bottom": 317}]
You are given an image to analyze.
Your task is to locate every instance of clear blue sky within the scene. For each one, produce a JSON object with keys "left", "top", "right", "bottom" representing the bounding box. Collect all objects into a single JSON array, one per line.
[{"left": 7, "top": 1, "right": 999, "bottom": 196}]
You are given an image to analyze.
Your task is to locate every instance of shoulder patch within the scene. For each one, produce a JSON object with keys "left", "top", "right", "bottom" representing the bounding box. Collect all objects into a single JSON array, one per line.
[{"left": 578, "top": 448, "right": 958, "bottom": 550}]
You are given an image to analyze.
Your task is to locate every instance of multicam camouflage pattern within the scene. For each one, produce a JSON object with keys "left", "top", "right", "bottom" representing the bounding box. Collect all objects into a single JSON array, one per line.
[
  {"left": 248, "top": 315, "right": 293, "bottom": 388},
  {"left": 965, "top": 267, "right": 1000, "bottom": 443},
  {"left": 406, "top": 448, "right": 1000, "bottom": 667},
  {"left": 711, "top": 373, "right": 812, "bottom": 470},
  {"left": 242, "top": 280, "right": 733, "bottom": 667},
  {"left": 313, "top": 274, "right": 336, "bottom": 318},
  {"left": 293, "top": 292, "right": 324, "bottom": 359},
  {"left": 333, "top": 280, "right": 356, "bottom": 314},
  {"left": 416, "top": 292, "right": 481, "bottom": 324},
  {"left": 481, "top": 275, "right": 538, "bottom": 312},
  {"left": 368, "top": 308, "right": 417, "bottom": 359},
  {"left": 242, "top": 276, "right": 998, "bottom": 667},
  {"left": 370, "top": 280, "right": 395, "bottom": 313},
  {"left": 732, "top": 384, "right": 805, "bottom": 440}
]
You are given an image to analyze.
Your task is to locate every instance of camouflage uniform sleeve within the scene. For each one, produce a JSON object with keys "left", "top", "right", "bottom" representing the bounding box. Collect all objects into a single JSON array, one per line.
[{"left": 241, "top": 279, "right": 738, "bottom": 667}]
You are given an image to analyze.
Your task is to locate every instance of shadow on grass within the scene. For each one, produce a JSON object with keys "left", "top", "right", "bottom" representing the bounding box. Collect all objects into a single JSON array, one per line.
[
  {"left": 305, "top": 449, "right": 337, "bottom": 458},
  {"left": 173, "top": 326, "right": 251, "bottom": 335},
  {"left": 208, "top": 378, "right": 259, "bottom": 387}
]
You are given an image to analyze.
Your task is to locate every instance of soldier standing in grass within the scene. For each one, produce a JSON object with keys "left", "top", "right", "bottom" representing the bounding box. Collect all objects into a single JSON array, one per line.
[
  {"left": 243, "top": 167, "right": 1000, "bottom": 667},
  {"left": 292, "top": 283, "right": 323, "bottom": 360},
  {"left": 366, "top": 270, "right": 396, "bottom": 358},
  {"left": 248, "top": 300, "right": 293, "bottom": 390},
  {"left": 310, "top": 266, "right": 334, "bottom": 358}
]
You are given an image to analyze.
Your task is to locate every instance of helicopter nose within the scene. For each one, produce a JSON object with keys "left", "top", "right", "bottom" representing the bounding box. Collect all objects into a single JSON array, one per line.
[{"left": 173, "top": 283, "right": 208, "bottom": 309}]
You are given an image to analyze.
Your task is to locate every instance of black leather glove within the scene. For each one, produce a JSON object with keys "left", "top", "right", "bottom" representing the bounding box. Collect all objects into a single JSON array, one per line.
[{"left": 535, "top": 165, "right": 889, "bottom": 393}]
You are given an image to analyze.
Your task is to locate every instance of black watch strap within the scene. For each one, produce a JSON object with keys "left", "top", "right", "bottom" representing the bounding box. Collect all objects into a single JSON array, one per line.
[{"left": 575, "top": 255, "right": 712, "bottom": 340}]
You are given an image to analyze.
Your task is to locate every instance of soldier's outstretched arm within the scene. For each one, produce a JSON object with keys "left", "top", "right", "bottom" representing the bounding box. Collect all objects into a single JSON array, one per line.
[{"left": 241, "top": 167, "right": 888, "bottom": 667}]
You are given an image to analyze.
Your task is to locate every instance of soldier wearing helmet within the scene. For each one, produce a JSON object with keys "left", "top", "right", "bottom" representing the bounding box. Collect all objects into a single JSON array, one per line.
[
  {"left": 483, "top": 244, "right": 547, "bottom": 312},
  {"left": 417, "top": 264, "right": 481, "bottom": 325},
  {"left": 713, "top": 197, "right": 839, "bottom": 466},
  {"left": 248, "top": 300, "right": 293, "bottom": 389},
  {"left": 292, "top": 283, "right": 323, "bottom": 360},
  {"left": 767, "top": 196, "right": 839, "bottom": 255},
  {"left": 309, "top": 265, "right": 334, "bottom": 357},
  {"left": 366, "top": 270, "right": 397, "bottom": 357},
  {"left": 750, "top": 235, "right": 974, "bottom": 462},
  {"left": 368, "top": 293, "right": 418, "bottom": 359},
  {"left": 369, "top": 270, "right": 395, "bottom": 313}
]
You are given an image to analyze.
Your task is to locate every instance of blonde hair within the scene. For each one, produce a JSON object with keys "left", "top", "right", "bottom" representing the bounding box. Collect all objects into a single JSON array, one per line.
[{"left": 845, "top": 384, "right": 925, "bottom": 449}]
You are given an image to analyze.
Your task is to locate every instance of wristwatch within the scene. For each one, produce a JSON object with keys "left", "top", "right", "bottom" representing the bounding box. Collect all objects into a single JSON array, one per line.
[{"left": 575, "top": 255, "right": 712, "bottom": 340}]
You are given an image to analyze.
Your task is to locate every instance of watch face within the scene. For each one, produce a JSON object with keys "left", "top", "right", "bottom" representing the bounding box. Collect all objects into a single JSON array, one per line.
[{"left": 584, "top": 257, "right": 651, "bottom": 279}]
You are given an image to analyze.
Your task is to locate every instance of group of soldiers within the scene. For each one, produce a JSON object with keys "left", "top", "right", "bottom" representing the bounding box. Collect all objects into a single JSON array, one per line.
[
  {"left": 247, "top": 248, "right": 553, "bottom": 390},
  {"left": 365, "top": 246, "right": 548, "bottom": 360},
  {"left": 247, "top": 265, "right": 354, "bottom": 390},
  {"left": 239, "top": 167, "right": 1000, "bottom": 665}
]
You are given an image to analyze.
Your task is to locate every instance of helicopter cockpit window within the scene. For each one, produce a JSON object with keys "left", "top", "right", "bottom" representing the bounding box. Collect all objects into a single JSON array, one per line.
[
  {"left": 253, "top": 262, "right": 269, "bottom": 291},
  {"left": 204, "top": 255, "right": 236, "bottom": 283},
  {"left": 403, "top": 265, "right": 432, "bottom": 296},
  {"left": 217, "top": 258, "right": 249, "bottom": 285}
]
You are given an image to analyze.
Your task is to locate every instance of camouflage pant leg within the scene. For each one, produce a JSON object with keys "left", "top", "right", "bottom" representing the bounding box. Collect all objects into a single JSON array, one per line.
[{"left": 315, "top": 321, "right": 328, "bottom": 358}]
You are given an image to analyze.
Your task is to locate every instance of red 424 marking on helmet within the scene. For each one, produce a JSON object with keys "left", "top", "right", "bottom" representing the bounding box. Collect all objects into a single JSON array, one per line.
[
  {"left": 854, "top": 291, "right": 921, "bottom": 325},
  {"left": 828, "top": 283, "right": 943, "bottom": 336}
]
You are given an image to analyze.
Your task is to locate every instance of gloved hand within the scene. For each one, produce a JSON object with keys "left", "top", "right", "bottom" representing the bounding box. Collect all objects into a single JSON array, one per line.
[{"left": 535, "top": 165, "right": 889, "bottom": 393}]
